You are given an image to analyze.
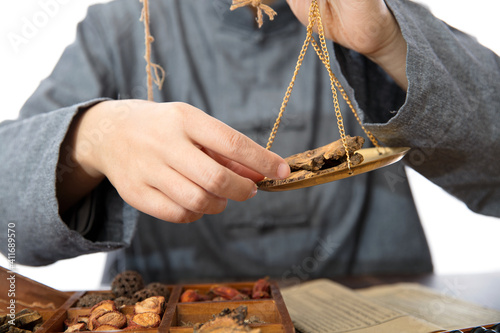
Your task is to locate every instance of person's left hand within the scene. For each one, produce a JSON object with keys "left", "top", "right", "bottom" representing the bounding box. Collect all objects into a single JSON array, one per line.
[{"left": 286, "top": 0, "right": 408, "bottom": 89}]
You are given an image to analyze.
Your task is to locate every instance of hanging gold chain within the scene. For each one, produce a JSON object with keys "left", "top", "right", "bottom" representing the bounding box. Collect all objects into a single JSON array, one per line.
[
  {"left": 309, "top": 1, "right": 352, "bottom": 170},
  {"left": 265, "top": 0, "right": 381, "bottom": 171},
  {"left": 310, "top": 31, "right": 380, "bottom": 149},
  {"left": 265, "top": 3, "right": 317, "bottom": 151}
]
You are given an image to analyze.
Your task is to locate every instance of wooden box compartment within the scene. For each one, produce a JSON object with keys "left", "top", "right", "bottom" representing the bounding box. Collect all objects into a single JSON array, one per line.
[
  {"left": 165, "top": 281, "right": 294, "bottom": 332},
  {"left": 41, "top": 299, "right": 168, "bottom": 333},
  {"left": 168, "top": 301, "right": 287, "bottom": 332},
  {"left": 41, "top": 288, "right": 174, "bottom": 333}
]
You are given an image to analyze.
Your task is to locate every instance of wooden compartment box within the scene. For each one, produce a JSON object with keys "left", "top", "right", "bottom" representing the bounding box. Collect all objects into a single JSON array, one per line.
[{"left": 1, "top": 267, "right": 294, "bottom": 333}]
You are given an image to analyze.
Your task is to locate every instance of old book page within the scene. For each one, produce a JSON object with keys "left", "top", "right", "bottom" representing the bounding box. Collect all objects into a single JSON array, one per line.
[
  {"left": 358, "top": 283, "right": 500, "bottom": 331},
  {"left": 281, "top": 279, "right": 442, "bottom": 333}
]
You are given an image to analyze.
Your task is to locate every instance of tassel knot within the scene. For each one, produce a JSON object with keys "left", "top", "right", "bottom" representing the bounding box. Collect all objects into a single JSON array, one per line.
[{"left": 230, "top": 0, "right": 277, "bottom": 28}]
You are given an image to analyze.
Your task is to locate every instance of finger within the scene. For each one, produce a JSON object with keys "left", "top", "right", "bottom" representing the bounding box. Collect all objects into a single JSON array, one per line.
[
  {"left": 168, "top": 142, "right": 259, "bottom": 202},
  {"left": 124, "top": 183, "right": 204, "bottom": 223},
  {"left": 185, "top": 107, "right": 290, "bottom": 180},
  {"left": 202, "top": 147, "right": 265, "bottom": 183},
  {"left": 146, "top": 164, "right": 228, "bottom": 215}
]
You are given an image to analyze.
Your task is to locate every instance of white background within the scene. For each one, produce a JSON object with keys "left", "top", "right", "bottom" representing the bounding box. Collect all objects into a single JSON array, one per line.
[{"left": 1, "top": 0, "right": 499, "bottom": 291}]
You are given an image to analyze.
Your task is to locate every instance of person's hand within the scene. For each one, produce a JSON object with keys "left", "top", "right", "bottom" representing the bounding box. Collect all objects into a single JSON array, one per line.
[
  {"left": 59, "top": 100, "right": 290, "bottom": 223},
  {"left": 286, "top": 0, "right": 408, "bottom": 89}
]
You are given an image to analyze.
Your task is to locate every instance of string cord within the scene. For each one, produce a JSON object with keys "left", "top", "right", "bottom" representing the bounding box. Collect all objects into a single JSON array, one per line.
[
  {"left": 140, "top": 0, "right": 166, "bottom": 101},
  {"left": 230, "top": 0, "right": 277, "bottom": 28}
]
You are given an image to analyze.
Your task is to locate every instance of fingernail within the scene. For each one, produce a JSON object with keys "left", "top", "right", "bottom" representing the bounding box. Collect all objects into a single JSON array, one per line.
[
  {"left": 248, "top": 183, "right": 258, "bottom": 199},
  {"left": 277, "top": 162, "right": 290, "bottom": 179}
]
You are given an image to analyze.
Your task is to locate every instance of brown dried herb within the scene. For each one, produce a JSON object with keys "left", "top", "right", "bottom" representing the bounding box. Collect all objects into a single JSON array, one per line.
[
  {"left": 286, "top": 136, "right": 364, "bottom": 172},
  {"left": 180, "top": 290, "right": 210, "bottom": 303},
  {"left": 64, "top": 323, "right": 86, "bottom": 333},
  {"left": 130, "top": 313, "right": 161, "bottom": 328},
  {"left": 210, "top": 285, "right": 249, "bottom": 301},
  {"left": 193, "top": 306, "right": 261, "bottom": 333},
  {"left": 87, "top": 300, "right": 117, "bottom": 331},
  {"left": 251, "top": 278, "right": 271, "bottom": 299},
  {"left": 134, "top": 296, "right": 165, "bottom": 315},
  {"left": 8, "top": 327, "right": 32, "bottom": 333},
  {"left": 91, "top": 311, "right": 127, "bottom": 330},
  {"left": 0, "top": 309, "right": 43, "bottom": 333},
  {"left": 89, "top": 300, "right": 117, "bottom": 315}
]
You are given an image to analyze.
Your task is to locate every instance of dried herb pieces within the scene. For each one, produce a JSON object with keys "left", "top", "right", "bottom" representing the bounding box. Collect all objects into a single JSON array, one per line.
[
  {"left": 91, "top": 311, "right": 126, "bottom": 330},
  {"left": 134, "top": 296, "right": 165, "bottom": 315},
  {"left": 251, "top": 278, "right": 270, "bottom": 299},
  {"left": 210, "top": 286, "right": 249, "bottom": 301},
  {"left": 0, "top": 309, "right": 42, "bottom": 333},
  {"left": 65, "top": 296, "right": 165, "bottom": 332},
  {"left": 193, "top": 306, "right": 261, "bottom": 333},
  {"left": 286, "top": 136, "right": 364, "bottom": 172},
  {"left": 77, "top": 271, "right": 170, "bottom": 309},
  {"left": 258, "top": 136, "right": 365, "bottom": 189},
  {"left": 75, "top": 294, "right": 114, "bottom": 308},
  {"left": 180, "top": 290, "right": 211, "bottom": 303},
  {"left": 180, "top": 279, "right": 272, "bottom": 303},
  {"left": 130, "top": 313, "right": 161, "bottom": 328},
  {"left": 63, "top": 323, "right": 86, "bottom": 333}
]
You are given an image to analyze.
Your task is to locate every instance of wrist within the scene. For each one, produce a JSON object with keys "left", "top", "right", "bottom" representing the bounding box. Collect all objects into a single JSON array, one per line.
[
  {"left": 57, "top": 101, "right": 113, "bottom": 213},
  {"left": 71, "top": 100, "right": 116, "bottom": 180},
  {"left": 365, "top": 20, "right": 408, "bottom": 90}
]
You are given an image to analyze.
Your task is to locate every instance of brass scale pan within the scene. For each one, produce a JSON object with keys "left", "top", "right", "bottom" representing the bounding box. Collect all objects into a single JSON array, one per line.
[{"left": 258, "top": 147, "right": 410, "bottom": 192}]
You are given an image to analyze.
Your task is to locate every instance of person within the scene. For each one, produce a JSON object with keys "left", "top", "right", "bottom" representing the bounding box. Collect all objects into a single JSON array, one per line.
[{"left": 0, "top": 0, "right": 499, "bottom": 284}]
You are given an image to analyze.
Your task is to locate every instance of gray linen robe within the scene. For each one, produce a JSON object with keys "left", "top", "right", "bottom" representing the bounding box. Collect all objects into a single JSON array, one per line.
[{"left": 1, "top": 0, "right": 499, "bottom": 283}]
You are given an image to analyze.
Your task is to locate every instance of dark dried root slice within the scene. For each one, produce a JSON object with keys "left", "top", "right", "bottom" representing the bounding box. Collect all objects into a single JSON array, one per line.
[
  {"left": 259, "top": 153, "right": 364, "bottom": 188},
  {"left": 7, "top": 327, "right": 32, "bottom": 333},
  {"left": 286, "top": 135, "right": 364, "bottom": 172},
  {"left": 258, "top": 136, "right": 365, "bottom": 189},
  {"left": 14, "top": 309, "right": 43, "bottom": 329}
]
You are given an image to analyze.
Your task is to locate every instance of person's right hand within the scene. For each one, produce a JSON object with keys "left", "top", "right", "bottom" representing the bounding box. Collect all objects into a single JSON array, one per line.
[{"left": 59, "top": 99, "right": 290, "bottom": 223}]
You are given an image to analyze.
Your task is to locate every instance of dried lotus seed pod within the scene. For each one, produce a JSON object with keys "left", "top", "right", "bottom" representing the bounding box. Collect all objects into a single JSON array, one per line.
[
  {"left": 132, "top": 288, "right": 156, "bottom": 303},
  {"left": 145, "top": 282, "right": 170, "bottom": 299},
  {"left": 111, "top": 271, "right": 144, "bottom": 298}
]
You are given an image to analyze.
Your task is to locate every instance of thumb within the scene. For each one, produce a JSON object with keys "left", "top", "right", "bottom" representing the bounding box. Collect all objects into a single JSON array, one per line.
[{"left": 286, "top": 0, "right": 313, "bottom": 27}]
